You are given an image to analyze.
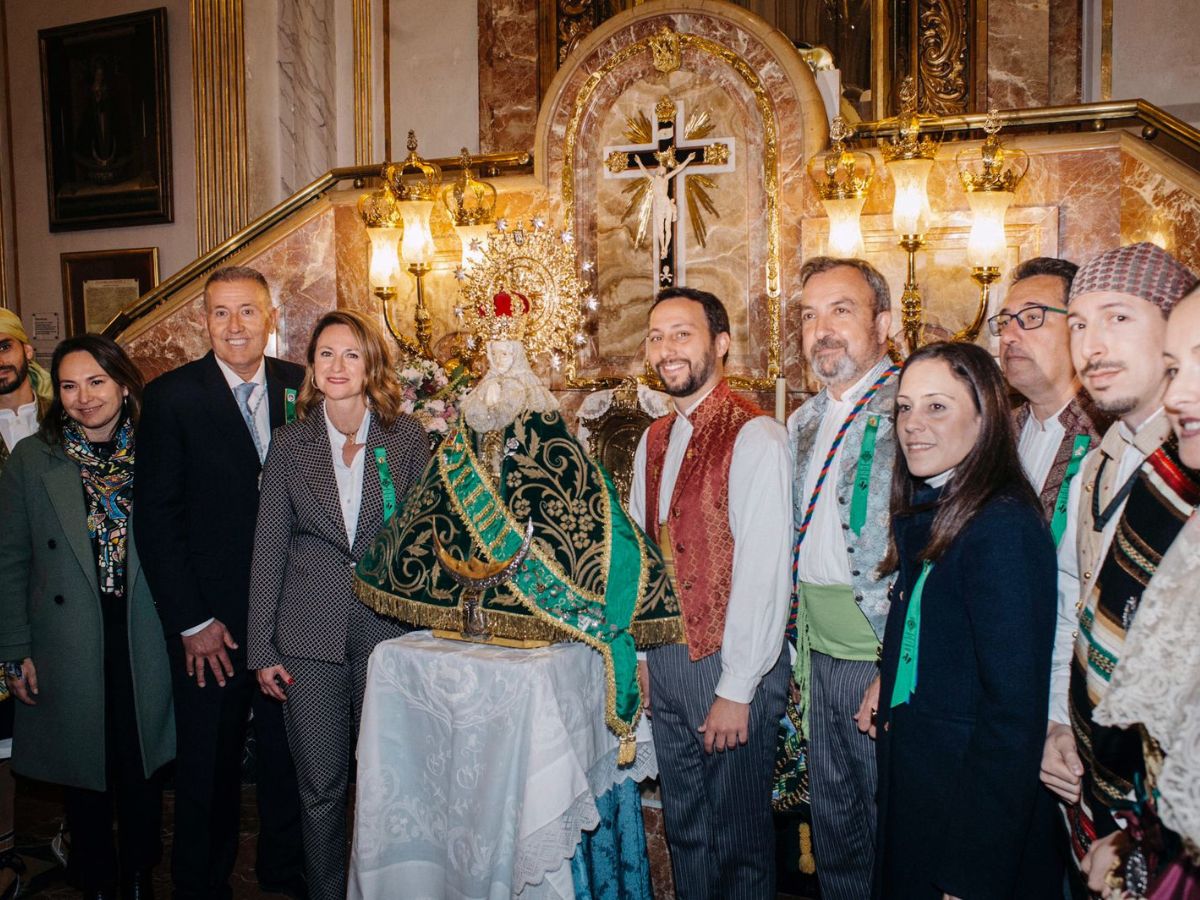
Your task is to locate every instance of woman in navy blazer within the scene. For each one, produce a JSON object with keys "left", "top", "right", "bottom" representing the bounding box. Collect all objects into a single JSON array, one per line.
[
  {"left": 247, "top": 310, "right": 428, "bottom": 900},
  {"left": 870, "top": 342, "right": 1061, "bottom": 899}
]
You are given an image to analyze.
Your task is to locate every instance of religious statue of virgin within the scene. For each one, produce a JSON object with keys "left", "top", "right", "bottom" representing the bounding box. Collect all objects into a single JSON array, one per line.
[{"left": 354, "top": 223, "right": 681, "bottom": 762}]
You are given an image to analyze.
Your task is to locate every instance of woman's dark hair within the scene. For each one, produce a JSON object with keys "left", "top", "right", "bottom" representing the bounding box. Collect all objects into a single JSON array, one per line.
[
  {"left": 39, "top": 334, "right": 145, "bottom": 444},
  {"left": 879, "top": 340, "right": 1039, "bottom": 574}
]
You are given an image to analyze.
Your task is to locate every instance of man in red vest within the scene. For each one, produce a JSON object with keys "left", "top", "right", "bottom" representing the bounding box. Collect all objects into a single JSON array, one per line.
[{"left": 629, "top": 287, "right": 792, "bottom": 899}]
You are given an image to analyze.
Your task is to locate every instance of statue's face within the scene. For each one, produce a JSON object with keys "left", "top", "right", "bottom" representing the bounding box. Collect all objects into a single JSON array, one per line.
[{"left": 487, "top": 341, "right": 517, "bottom": 375}]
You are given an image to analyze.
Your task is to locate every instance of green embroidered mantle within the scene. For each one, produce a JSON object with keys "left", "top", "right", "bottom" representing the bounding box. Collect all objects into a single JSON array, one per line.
[{"left": 354, "top": 410, "right": 681, "bottom": 745}]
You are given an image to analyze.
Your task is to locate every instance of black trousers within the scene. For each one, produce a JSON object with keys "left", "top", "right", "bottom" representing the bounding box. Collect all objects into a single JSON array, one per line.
[
  {"left": 66, "top": 594, "right": 165, "bottom": 890},
  {"left": 166, "top": 637, "right": 304, "bottom": 899}
]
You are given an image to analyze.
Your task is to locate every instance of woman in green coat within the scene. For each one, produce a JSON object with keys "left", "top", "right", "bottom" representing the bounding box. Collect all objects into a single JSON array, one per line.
[{"left": 0, "top": 334, "right": 174, "bottom": 899}]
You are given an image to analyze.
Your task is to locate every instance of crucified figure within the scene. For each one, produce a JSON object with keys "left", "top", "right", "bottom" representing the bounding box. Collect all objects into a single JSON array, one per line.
[{"left": 635, "top": 150, "right": 695, "bottom": 260}]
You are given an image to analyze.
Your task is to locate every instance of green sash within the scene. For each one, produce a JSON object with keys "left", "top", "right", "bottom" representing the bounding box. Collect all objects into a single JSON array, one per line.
[
  {"left": 793, "top": 582, "right": 880, "bottom": 736},
  {"left": 284, "top": 388, "right": 297, "bottom": 424},
  {"left": 437, "top": 425, "right": 645, "bottom": 748},
  {"left": 1050, "top": 434, "right": 1091, "bottom": 546},
  {"left": 890, "top": 561, "right": 932, "bottom": 707}
]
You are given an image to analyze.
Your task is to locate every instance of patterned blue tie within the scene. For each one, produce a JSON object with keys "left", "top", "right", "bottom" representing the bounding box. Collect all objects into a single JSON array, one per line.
[{"left": 234, "top": 381, "right": 266, "bottom": 463}]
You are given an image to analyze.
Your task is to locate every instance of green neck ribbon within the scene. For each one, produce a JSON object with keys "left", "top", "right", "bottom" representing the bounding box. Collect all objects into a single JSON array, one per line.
[
  {"left": 849, "top": 414, "right": 881, "bottom": 536},
  {"left": 284, "top": 388, "right": 297, "bottom": 424},
  {"left": 1050, "top": 434, "right": 1092, "bottom": 547},
  {"left": 890, "top": 561, "right": 933, "bottom": 708}
]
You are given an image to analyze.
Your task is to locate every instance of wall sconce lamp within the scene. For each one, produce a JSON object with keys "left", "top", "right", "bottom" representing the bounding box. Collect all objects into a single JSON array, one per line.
[
  {"left": 442, "top": 148, "right": 498, "bottom": 271},
  {"left": 880, "top": 77, "right": 941, "bottom": 354},
  {"left": 384, "top": 131, "right": 442, "bottom": 358},
  {"left": 807, "top": 115, "right": 874, "bottom": 258},
  {"left": 956, "top": 111, "right": 1028, "bottom": 342}
]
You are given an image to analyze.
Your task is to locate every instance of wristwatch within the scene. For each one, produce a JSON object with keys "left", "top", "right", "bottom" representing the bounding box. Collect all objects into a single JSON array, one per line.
[{"left": 2, "top": 662, "right": 23, "bottom": 680}]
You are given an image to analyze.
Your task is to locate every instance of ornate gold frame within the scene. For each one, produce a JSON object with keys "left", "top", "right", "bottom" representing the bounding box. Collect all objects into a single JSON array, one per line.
[{"left": 560, "top": 29, "right": 781, "bottom": 391}]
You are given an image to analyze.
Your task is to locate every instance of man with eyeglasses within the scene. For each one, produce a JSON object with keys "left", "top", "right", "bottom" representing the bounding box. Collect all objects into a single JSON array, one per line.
[{"left": 991, "top": 257, "right": 1108, "bottom": 534}]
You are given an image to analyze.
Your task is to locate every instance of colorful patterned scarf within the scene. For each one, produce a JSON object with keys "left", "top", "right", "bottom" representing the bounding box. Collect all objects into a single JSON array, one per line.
[{"left": 62, "top": 418, "right": 135, "bottom": 597}]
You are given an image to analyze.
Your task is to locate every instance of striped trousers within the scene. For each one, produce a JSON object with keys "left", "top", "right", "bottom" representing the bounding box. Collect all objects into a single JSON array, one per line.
[
  {"left": 646, "top": 642, "right": 789, "bottom": 900},
  {"left": 808, "top": 651, "right": 879, "bottom": 900}
]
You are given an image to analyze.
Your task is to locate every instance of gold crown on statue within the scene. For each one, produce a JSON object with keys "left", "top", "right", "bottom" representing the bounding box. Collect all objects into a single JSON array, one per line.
[
  {"left": 476, "top": 289, "right": 531, "bottom": 341},
  {"left": 456, "top": 217, "right": 588, "bottom": 366}
]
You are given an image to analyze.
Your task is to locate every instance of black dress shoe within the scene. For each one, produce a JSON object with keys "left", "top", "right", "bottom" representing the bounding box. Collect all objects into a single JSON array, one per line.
[{"left": 121, "top": 869, "right": 155, "bottom": 900}]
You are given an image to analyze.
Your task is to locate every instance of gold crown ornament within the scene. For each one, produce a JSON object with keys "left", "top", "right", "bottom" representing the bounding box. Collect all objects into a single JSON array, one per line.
[{"left": 456, "top": 218, "right": 588, "bottom": 367}]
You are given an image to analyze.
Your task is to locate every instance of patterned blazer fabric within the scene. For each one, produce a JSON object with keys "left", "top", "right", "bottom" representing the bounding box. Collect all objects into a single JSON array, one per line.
[
  {"left": 247, "top": 409, "right": 430, "bottom": 669},
  {"left": 787, "top": 375, "right": 899, "bottom": 640},
  {"left": 1014, "top": 391, "right": 1110, "bottom": 520}
]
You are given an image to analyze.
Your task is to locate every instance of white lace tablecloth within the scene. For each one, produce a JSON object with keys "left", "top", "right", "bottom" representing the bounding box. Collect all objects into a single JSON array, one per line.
[{"left": 348, "top": 632, "right": 657, "bottom": 900}]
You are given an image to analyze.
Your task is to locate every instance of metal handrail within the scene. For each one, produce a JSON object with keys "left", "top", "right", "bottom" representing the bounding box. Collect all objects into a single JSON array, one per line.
[
  {"left": 851, "top": 99, "right": 1200, "bottom": 168},
  {"left": 103, "top": 150, "right": 532, "bottom": 338}
]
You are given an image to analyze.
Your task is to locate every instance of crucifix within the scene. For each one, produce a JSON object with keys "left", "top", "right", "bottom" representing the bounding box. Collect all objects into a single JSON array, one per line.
[{"left": 603, "top": 94, "right": 735, "bottom": 288}]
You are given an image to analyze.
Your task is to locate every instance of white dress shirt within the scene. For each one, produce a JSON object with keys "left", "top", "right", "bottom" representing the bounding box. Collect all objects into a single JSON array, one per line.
[
  {"left": 325, "top": 407, "right": 370, "bottom": 548},
  {"left": 1048, "top": 409, "right": 1164, "bottom": 723},
  {"left": 214, "top": 355, "right": 271, "bottom": 458},
  {"left": 629, "top": 385, "right": 793, "bottom": 704},
  {"left": 790, "top": 359, "right": 889, "bottom": 587},
  {"left": 1017, "top": 400, "right": 1069, "bottom": 494},
  {"left": 0, "top": 400, "right": 39, "bottom": 453},
  {"left": 183, "top": 356, "right": 271, "bottom": 637}
]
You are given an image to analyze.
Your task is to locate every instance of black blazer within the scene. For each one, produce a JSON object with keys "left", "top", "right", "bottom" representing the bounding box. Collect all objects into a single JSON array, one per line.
[
  {"left": 246, "top": 407, "right": 428, "bottom": 668},
  {"left": 875, "top": 486, "right": 1061, "bottom": 900},
  {"left": 133, "top": 351, "right": 305, "bottom": 642}
]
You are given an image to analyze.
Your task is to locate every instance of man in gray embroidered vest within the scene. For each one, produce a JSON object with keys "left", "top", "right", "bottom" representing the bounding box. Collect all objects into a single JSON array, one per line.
[{"left": 787, "top": 257, "right": 898, "bottom": 900}]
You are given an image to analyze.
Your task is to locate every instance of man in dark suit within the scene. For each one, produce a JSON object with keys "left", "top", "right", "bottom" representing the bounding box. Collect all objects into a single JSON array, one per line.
[{"left": 134, "top": 266, "right": 306, "bottom": 899}]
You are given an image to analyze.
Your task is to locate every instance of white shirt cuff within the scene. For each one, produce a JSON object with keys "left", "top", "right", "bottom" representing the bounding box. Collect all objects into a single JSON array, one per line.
[
  {"left": 715, "top": 671, "right": 758, "bottom": 705},
  {"left": 181, "top": 617, "right": 216, "bottom": 637}
]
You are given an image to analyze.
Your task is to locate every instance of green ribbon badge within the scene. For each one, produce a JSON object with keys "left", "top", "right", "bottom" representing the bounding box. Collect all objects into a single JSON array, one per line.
[
  {"left": 1050, "top": 434, "right": 1091, "bottom": 547},
  {"left": 890, "top": 560, "right": 933, "bottom": 708},
  {"left": 373, "top": 447, "right": 397, "bottom": 524}
]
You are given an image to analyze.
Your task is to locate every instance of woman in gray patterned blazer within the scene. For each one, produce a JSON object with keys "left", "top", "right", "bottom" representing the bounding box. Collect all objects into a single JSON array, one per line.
[{"left": 247, "top": 310, "right": 429, "bottom": 900}]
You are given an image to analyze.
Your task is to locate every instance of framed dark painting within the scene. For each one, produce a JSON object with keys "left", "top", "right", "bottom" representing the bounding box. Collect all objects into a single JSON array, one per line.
[
  {"left": 61, "top": 247, "right": 159, "bottom": 335},
  {"left": 39, "top": 9, "right": 173, "bottom": 232}
]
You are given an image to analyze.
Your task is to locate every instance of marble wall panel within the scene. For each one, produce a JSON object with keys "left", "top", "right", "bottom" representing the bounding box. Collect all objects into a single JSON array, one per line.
[
  {"left": 1119, "top": 152, "right": 1200, "bottom": 274},
  {"left": 478, "top": 0, "right": 539, "bottom": 153},
  {"left": 986, "top": 0, "right": 1050, "bottom": 109},
  {"left": 1048, "top": 0, "right": 1083, "bottom": 105},
  {"left": 253, "top": 210, "right": 340, "bottom": 360},
  {"left": 278, "top": 0, "right": 338, "bottom": 197},
  {"left": 124, "top": 297, "right": 210, "bottom": 383},
  {"left": 334, "top": 200, "right": 374, "bottom": 317}
]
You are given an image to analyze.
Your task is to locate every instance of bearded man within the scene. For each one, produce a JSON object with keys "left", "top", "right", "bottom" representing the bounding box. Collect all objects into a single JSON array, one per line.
[
  {"left": 629, "top": 286, "right": 792, "bottom": 900},
  {"left": 788, "top": 257, "right": 899, "bottom": 900}
]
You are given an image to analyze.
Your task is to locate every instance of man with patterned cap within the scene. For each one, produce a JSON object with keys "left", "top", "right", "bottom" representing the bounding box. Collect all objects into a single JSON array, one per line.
[
  {"left": 1039, "top": 242, "right": 1200, "bottom": 891},
  {"left": 0, "top": 308, "right": 51, "bottom": 896}
]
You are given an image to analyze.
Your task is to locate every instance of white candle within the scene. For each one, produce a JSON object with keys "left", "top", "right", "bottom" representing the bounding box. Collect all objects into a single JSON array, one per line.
[{"left": 775, "top": 376, "right": 787, "bottom": 423}]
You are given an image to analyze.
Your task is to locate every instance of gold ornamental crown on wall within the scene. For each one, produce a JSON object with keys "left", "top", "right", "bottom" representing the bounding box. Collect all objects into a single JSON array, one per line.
[{"left": 383, "top": 131, "right": 443, "bottom": 202}]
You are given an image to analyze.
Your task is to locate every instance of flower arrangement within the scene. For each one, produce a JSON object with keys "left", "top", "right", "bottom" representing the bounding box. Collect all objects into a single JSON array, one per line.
[{"left": 395, "top": 354, "right": 470, "bottom": 440}]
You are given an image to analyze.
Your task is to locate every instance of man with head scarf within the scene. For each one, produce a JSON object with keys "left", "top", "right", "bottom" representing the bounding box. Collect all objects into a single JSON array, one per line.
[
  {"left": 0, "top": 308, "right": 51, "bottom": 897},
  {"left": 1039, "top": 243, "right": 1200, "bottom": 893}
]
